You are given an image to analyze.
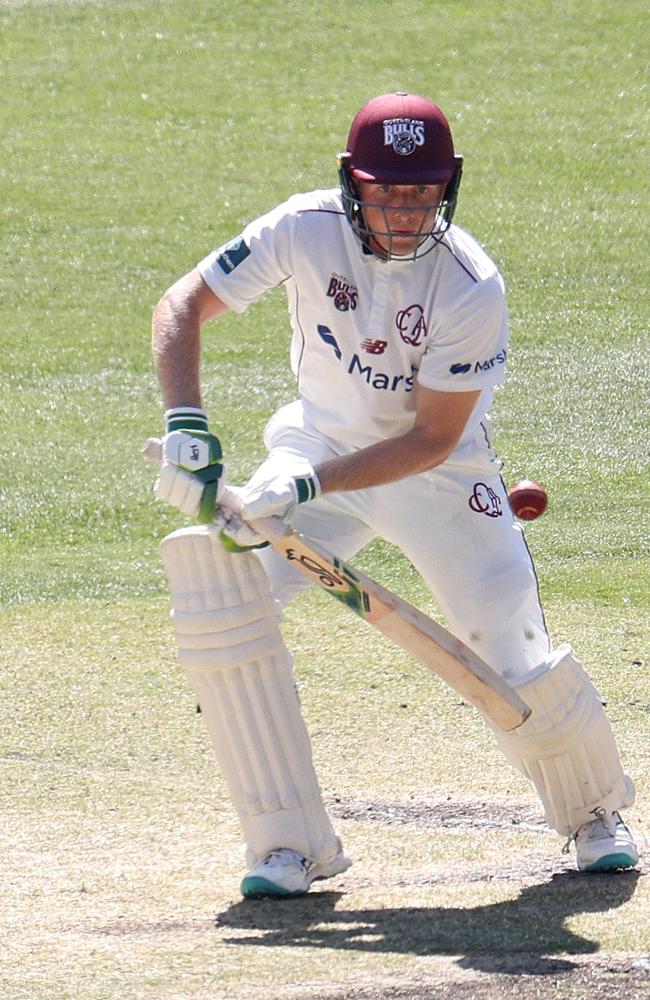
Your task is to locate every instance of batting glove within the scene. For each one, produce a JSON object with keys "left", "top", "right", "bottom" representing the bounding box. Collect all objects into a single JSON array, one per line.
[
  {"left": 235, "top": 469, "right": 321, "bottom": 523},
  {"left": 213, "top": 485, "right": 269, "bottom": 551},
  {"left": 154, "top": 407, "right": 224, "bottom": 522}
]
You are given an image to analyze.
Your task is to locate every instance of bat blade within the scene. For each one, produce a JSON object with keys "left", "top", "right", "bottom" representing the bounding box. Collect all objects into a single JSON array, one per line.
[
  {"left": 143, "top": 437, "right": 530, "bottom": 730},
  {"left": 256, "top": 520, "right": 531, "bottom": 731}
]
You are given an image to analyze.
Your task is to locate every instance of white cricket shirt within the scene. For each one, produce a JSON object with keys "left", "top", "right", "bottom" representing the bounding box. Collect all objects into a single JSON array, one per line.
[{"left": 199, "top": 189, "right": 509, "bottom": 452}]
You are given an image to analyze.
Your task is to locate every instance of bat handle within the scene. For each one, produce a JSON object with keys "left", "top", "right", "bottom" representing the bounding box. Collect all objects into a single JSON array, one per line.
[
  {"left": 141, "top": 437, "right": 290, "bottom": 541},
  {"left": 141, "top": 437, "right": 163, "bottom": 463}
]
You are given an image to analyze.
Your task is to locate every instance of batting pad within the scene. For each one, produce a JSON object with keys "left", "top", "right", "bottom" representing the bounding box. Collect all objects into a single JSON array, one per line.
[
  {"left": 492, "top": 645, "right": 635, "bottom": 835},
  {"left": 159, "top": 525, "right": 342, "bottom": 866}
]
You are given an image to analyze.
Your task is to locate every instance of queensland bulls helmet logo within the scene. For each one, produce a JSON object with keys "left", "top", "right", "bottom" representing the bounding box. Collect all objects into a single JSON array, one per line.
[{"left": 382, "top": 117, "right": 426, "bottom": 156}]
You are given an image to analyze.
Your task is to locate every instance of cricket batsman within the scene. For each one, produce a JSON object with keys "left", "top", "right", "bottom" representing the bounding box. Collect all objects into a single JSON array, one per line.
[{"left": 151, "top": 93, "right": 639, "bottom": 897}]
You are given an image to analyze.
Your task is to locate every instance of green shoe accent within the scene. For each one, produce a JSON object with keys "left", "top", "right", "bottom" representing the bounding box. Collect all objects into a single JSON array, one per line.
[
  {"left": 240, "top": 875, "right": 306, "bottom": 899},
  {"left": 584, "top": 852, "right": 638, "bottom": 872}
]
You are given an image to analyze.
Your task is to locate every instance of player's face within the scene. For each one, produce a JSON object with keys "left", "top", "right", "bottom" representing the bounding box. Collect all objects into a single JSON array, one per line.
[{"left": 357, "top": 181, "right": 446, "bottom": 258}]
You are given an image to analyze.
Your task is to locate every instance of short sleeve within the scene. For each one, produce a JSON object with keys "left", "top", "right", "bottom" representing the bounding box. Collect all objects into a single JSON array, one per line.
[
  {"left": 198, "top": 199, "right": 296, "bottom": 313},
  {"left": 418, "top": 272, "right": 509, "bottom": 391}
]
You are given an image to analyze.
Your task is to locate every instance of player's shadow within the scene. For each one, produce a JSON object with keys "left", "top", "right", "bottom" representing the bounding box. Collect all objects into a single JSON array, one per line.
[{"left": 216, "top": 869, "right": 639, "bottom": 975}]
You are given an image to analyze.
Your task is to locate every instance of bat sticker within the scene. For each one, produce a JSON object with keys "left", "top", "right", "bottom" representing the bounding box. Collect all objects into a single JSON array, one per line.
[{"left": 285, "top": 548, "right": 369, "bottom": 615}]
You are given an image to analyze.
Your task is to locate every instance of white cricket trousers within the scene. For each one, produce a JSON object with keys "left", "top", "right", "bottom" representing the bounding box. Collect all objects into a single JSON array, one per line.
[{"left": 251, "top": 406, "right": 551, "bottom": 680}]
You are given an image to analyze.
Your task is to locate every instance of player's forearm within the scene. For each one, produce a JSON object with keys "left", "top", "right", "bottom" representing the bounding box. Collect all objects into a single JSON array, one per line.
[
  {"left": 315, "top": 427, "right": 455, "bottom": 494},
  {"left": 152, "top": 295, "right": 203, "bottom": 409}
]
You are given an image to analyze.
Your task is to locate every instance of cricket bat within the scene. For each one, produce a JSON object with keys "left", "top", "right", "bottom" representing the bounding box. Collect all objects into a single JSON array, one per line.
[
  {"left": 252, "top": 517, "right": 531, "bottom": 731},
  {"left": 143, "top": 438, "right": 531, "bottom": 731}
]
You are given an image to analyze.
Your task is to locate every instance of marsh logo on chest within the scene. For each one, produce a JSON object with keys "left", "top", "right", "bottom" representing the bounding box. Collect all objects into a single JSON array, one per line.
[
  {"left": 317, "top": 325, "right": 415, "bottom": 394},
  {"left": 326, "top": 273, "right": 358, "bottom": 311},
  {"left": 396, "top": 304, "right": 427, "bottom": 346}
]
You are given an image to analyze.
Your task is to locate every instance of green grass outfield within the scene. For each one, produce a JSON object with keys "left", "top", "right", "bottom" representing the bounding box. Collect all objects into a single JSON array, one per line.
[{"left": 1, "top": 1, "right": 648, "bottom": 998}]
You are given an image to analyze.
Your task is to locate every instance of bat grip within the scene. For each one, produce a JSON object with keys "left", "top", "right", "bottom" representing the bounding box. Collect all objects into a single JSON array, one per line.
[{"left": 141, "top": 437, "right": 290, "bottom": 543}]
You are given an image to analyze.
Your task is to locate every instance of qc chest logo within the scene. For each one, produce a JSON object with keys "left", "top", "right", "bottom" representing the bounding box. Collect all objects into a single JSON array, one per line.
[
  {"left": 326, "top": 273, "right": 358, "bottom": 311},
  {"left": 396, "top": 304, "right": 428, "bottom": 346}
]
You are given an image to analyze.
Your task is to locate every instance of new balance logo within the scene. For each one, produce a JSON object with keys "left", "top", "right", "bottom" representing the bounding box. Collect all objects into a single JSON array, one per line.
[{"left": 361, "top": 339, "right": 388, "bottom": 355}]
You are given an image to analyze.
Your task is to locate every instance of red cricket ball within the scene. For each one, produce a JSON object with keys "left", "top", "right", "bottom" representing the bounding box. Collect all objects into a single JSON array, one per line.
[{"left": 507, "top": 479, "right": 548, "bottom": 521}]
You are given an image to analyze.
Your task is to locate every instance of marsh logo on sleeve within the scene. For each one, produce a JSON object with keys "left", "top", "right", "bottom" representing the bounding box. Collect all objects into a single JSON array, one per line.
[
  {"left": 450, "top": 350, "right": 507, "bottom": 376},
  {"left": 474, "top": 349, "right": 507, "bottom": 372}
]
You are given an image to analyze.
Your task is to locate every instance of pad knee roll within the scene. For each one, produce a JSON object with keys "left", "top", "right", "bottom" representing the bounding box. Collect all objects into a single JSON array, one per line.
[
  {"left": 492, "top": 645, "right": 635, "bottom": 834},
  {"left": 159, "top": 525, "right": 341, "bottom": 866}
]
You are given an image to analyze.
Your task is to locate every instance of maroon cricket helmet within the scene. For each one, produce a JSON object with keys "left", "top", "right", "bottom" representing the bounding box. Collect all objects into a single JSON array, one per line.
[{"left": 346, "top": 92, "right": 456, "bottom": 185}]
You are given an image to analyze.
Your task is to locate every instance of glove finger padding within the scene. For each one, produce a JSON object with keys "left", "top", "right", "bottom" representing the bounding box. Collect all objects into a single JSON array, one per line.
[
  {"left": 155, "top": 464, "right": 206, "bottom": 518},
  {"left": 157, "top": 429, "right": 224, "bottom": 523}
]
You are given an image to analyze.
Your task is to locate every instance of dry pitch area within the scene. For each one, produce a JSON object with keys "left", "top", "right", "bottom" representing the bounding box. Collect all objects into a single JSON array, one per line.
[
  {"left": 6, "top": 788, "right": 649, "bottom": 999},
  {"left": 3, "top": 599, "right": 648, "bottom": 999}
]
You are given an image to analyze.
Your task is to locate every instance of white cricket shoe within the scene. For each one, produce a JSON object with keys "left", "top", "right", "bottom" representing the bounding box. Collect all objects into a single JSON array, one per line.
[
  {"left": 240, "top": 846, "right": 352, "bottom": 899},
  {"left": 573, "top": 809, "right": 639, "bottom": 872}
]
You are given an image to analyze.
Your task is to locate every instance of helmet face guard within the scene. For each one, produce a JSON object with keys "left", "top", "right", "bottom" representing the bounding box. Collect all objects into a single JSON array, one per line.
[
  {"left": 338, "top": 152, "right": 463, "bottom": 261},
  {"left": 338, "top": 93, "right": 463, "bottom": 261}
]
